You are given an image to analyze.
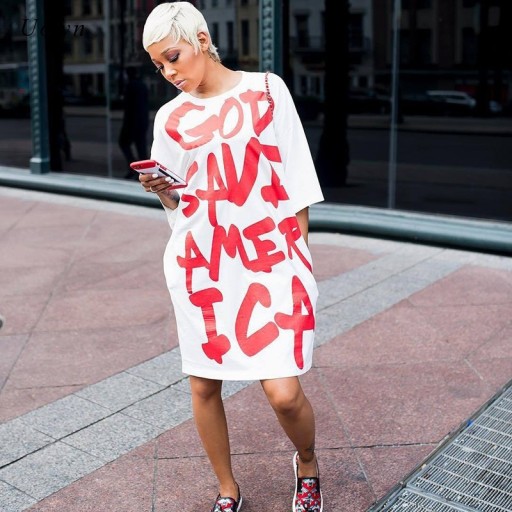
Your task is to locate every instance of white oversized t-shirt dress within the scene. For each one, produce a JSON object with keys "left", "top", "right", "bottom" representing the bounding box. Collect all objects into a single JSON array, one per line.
[{"left": 151, "top": 71, "right": 324, "bottom": 380}]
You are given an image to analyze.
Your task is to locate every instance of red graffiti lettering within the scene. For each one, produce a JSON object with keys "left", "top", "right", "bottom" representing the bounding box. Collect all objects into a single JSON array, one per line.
[
  {"left": 195, "top": 138, "right": 283, "bottom": 226},
  {"left": 196, "top": 152, "right": 229, "bottom": 225},
  {"left": 209, "top": 224, "right": 251, "bottom": 282},
  {"left": 166, "top": 87, "right": 277, "bottom": 151},
  {"left": 240, "top": 89, "right": 272, "bottom": 136},
  {"left": 236, "top": 283, "right": 279, "bottom": 356},
  {"left": 277, "top": 217, "right": 312, "bottom": 272},
  {"left": 165, "top": 102, "right": 217, "bottom": 150},
  {"left": 176, "top": 231, "right": 210, "bottom": 294},
  {"left": 226, "top": 137, "right": 259, "bottom": 206},
  {"left": 218, "top": 97, "right": 244, "bottom": 139},
  {"left": 181, "top": 162, "right": 201, "bottom": 218},
  {"left": 209, "top": 218, "right": 286, "bottom": 281},
  {"left": 274, "top": 276, "right": 315, "bottom": 370},
  {"left": 261, "top": 167, "right": 289, "bottom": 208},
  {"left": 243, "top": 217, "right": 285, "bottom": 271},
  {"left": 189, "top": 288, "right": 230, "bottom": 364}
]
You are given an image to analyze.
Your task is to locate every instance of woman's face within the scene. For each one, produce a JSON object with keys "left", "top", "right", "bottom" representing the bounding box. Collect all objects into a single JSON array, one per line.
[{"left": 148, "top": 33, "right": 208, "bottom": 94}]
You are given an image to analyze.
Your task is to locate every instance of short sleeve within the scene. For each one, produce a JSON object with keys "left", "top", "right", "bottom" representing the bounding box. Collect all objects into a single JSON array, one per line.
[
  {"left": 151, "top": 106, "right": 183, "bottom": 230},
  {"left": 267, "top": 73, "right": 324, "bottom": 213}
]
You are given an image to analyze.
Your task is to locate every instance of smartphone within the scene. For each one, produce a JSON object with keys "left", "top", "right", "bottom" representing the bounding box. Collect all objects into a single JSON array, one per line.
[{"left": 130, "top": 159, "right": 187, "bottom": 189}]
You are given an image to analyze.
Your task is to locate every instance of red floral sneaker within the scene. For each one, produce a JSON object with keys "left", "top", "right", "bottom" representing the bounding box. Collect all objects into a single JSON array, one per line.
[
  {"left": 292, "top": 451, "right": 323, "bottom": 512},
  {"left": 211, "top": 484, "right": 242, "bottom": 512}
]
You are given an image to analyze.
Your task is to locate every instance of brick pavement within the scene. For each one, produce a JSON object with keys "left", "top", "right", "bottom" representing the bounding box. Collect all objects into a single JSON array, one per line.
[{"left": 0, "top": 186, "right": 511, "bottom": 511}]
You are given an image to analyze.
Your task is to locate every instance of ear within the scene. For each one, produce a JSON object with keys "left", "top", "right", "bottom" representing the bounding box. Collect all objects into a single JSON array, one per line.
[{"left": 197, "top": 31, "right": 210, "bottom": 52}]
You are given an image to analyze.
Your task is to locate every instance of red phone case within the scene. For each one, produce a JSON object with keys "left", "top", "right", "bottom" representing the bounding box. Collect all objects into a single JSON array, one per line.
[{"left": 130, "top": 159, "right": 187, "bottom": 188}]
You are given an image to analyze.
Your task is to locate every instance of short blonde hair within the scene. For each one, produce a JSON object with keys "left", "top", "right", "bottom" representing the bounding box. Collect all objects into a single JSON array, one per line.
[{"left": 143, "top": 1, "right": 220, "bottom": 62}]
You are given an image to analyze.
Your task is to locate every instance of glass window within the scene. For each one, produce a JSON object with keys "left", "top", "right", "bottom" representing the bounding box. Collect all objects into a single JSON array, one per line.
[
  {"left": 82, "top": 0, "right": 92, "bottom": 16},
  {"left": 349, "top": 13, "right": 364, "bottom": 51},
  {"left": 241, "top": 19, "right": 249, "bottom": 56},
  {"left": 211, "top": 22, "right": 219, "bottom": 48},
  {"left": 84, "top": 29, "right": 93, "bottom": 55},
  {"left": 417, "top": 29, "right": 432, "bottom": 65},
  {"left": 403, "top": 0, "right": 432, "bottom": 8},
  {"left": 295, "top": 14, "right": 310, "bottom": 48},
  {"left": 3, "top": 0, "right": 510, "bottom": 227},
  {"left": 227, "top": 21, "right": 234, "bottom": 54},
  {"left": 462, "top": 27, "right": 477, "bottom": 65},
  {"left": 97, "top": 27, "right": 104, "bottom": 55},
  {"left": 286, "top": 0, "right": 512, "bottom": 222}
]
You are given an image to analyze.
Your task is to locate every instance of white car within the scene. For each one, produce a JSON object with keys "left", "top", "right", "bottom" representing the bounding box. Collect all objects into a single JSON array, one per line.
[
  {"left": 426, "top": 90, "right": 502, "bottom": 114},
  {"left": 426, "top": 90, "right": 477, "bottom": 110}
]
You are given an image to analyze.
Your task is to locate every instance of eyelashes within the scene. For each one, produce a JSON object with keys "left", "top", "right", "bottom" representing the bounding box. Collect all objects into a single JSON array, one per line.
[{"left": 154, "top": 54, "right": 179, "bottom": 74}]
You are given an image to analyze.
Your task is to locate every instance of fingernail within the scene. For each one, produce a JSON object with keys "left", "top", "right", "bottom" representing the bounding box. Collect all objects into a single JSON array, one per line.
[
  {"left": 152, "top": 173, "right": 158, "bottom": 178},
  {"left": 165, "top": 177, "right": 173, "bottom": 182}
]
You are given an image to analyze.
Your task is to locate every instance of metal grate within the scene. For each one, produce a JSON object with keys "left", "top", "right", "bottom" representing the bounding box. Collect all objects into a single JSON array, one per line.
[
  {"left": 386, "top": 491, "right": 478, "bottom": 511},
  {"left": 370, "top": 382, "right": 512, "bottom": 512}
]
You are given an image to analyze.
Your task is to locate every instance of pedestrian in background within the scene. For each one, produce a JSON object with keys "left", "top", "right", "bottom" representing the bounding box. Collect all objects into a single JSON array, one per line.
[
  {"left": 138, "top": 2, "right": 324, "bottom": 511},
  {"left": 119, "top": 66, "right": 150, "bottom": 179}
]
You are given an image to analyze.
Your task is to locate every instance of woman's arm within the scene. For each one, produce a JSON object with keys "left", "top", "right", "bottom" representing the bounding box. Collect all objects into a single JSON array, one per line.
[{"left": 296, "top": 207, "right": 309, "bottom": 246}]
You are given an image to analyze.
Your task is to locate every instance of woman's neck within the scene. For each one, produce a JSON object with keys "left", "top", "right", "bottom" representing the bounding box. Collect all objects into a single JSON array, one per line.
[{"left": 191, "top": 62, "right": 241, "bottom": 98}]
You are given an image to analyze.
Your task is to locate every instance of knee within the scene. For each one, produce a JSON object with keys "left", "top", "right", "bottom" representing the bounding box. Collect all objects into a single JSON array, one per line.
[
  {"left": 190, "top": 378, "right": 222, "bottom": 402},
  {"left": 267, "top": 387, "right": 302, "bottom": 417}
]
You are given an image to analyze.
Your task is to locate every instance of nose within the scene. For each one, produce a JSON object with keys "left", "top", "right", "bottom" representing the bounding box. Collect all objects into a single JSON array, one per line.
[{"left": 163, "top": 65, "right": 176, "bottom": 80}]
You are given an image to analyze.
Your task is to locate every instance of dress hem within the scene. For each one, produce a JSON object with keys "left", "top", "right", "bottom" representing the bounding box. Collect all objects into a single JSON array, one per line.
[{"left": 182, "top": 362, "right": 313, "bottom": 381}]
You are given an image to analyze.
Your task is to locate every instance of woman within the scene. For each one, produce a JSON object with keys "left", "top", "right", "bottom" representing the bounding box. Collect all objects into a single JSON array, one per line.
[{"left": 138, "top": 3, "right": 324, "bottom": 511}]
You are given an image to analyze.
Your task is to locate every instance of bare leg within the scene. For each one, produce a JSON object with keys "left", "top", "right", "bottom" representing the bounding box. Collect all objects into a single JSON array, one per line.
[
  {"left": 189, "top": 376, "right": 239, "bottom": 499},
  {"left": 261, "top": 377, "right": 318, "bottom": 477}
]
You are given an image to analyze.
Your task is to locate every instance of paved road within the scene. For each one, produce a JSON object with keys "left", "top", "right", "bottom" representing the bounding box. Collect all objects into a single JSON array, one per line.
[
  {"left": 1, "top": 116, "right": 512, "bottom": 171},
  {"left": 0, "top": 114, "right": 510, "bottom": 221}
]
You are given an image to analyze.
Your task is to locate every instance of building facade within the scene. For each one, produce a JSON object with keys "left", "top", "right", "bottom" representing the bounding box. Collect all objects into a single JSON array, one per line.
[{"left": 0, "top": 0, "right": 510, "bottom": 242}]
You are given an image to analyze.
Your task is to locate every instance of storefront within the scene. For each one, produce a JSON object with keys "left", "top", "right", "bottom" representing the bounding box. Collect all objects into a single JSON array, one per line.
[{"left": 0, "top": 0, "right": 511, "bottom": 252}]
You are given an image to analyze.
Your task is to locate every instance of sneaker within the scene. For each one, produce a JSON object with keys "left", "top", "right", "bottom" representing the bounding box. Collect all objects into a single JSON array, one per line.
[
  {"left": 211, "top": 484, "right": 242, "bottom": 512},
  {"left": 292, "top": 452, "right": 323, "bottom": 512}
]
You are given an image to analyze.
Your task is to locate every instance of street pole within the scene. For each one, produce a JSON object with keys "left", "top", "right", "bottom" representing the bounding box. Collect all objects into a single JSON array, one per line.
[
  {"left": 104, "top": 0, "right": 113, "bottom": 178},
  {"left": 26, "top": 0, "right": 50, "bottom": 174},
  {"left": 388, "top": 0, "right": 401, "bottom": 209},
  {"left": 259, "top": 0, "right": 282, "bottom": 75}
]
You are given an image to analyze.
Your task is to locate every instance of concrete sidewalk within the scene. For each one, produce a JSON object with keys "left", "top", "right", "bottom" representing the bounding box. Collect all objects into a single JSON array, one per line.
[{"left": 0, "top": 186, "right": 511, "bottom": 512}]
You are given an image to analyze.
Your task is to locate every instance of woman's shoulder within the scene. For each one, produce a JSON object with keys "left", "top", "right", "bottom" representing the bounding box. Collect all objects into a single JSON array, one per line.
[
  {"left": 239, "top": 70, "right": 283, "bottom": 83},
  {"left": 237, "top": 71, "right": 288, "bottom": 98}
]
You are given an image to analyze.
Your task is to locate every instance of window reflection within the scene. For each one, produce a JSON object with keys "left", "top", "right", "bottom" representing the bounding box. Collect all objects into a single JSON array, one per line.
[{"left": 0, "top": 0, "right": 510, "bottom": 223}]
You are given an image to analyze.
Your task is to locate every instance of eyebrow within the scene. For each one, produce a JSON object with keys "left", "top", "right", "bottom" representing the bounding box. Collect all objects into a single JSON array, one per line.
[
  {"left": 160, "top": 46, "right": 179, "bottom": 55},
  {"left": 151, "top": 47, "right": 179, "bottom": 63}
]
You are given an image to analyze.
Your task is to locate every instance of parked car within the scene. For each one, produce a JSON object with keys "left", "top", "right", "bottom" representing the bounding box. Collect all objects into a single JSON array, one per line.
[
  {"left": 401, "top": 92, "right": 446, "bottom": 116},
  {"left": 425, "top": 90, "right": 476, "bottom": 115},
  {"left": 348, "top": 88, "right": 390, "bottom": 114},
  {"left": 426, "top": 90, "right": 504, "bottom": 116}
]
